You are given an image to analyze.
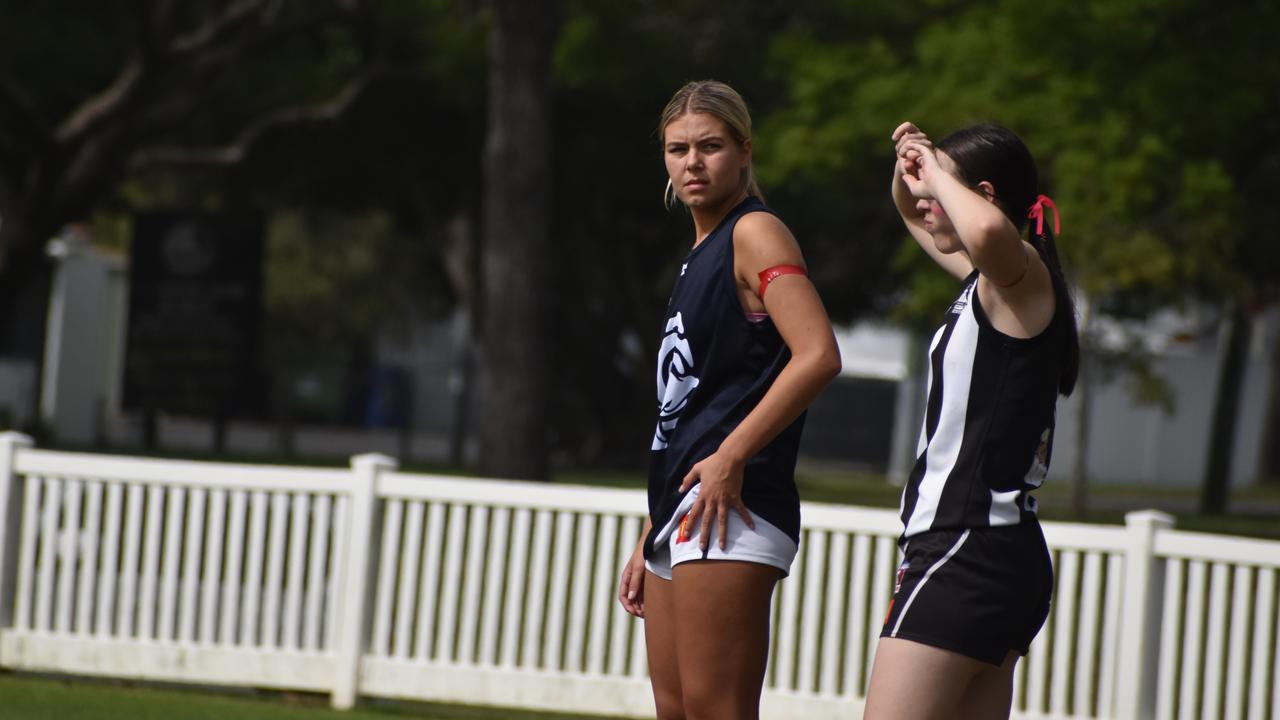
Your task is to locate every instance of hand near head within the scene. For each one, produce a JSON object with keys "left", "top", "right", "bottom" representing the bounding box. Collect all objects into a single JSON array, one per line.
[
  {"left": 891, "top": 121, "right": 963, "bottom": 276},
  {"left": 892, "top": 122, "right": 939, "bottom": 200},
  {"left": 899, "top": 142, "right": 942, "bottom": 201},
  {"left": 892, "top": 121, "right": 930, "bottom": 174}
]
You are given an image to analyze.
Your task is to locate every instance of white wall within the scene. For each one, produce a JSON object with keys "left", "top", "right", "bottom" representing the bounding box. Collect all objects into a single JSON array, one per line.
[
  {"left": 1048, "top": 307, "right": 1276, "bottom": 487},
  {"left": 39, "top": 230, "right": 127, "bottom": 446},
  {"left": 373, "top": 306, "right": 470, "bottom": 433}
]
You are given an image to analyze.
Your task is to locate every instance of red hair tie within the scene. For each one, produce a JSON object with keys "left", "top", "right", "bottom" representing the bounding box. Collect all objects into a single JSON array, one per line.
[{"left": 1027, "top": 194, "right": 1061, "bottom": 236}]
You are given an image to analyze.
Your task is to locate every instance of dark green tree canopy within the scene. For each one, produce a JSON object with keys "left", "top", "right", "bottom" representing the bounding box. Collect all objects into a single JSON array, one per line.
[{"left": 1, "top": 0, "right": 1275, "bottom": 470}]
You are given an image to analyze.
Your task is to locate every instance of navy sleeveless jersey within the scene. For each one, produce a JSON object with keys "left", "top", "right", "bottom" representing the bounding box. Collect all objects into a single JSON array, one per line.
[
  {"left": 899, "top": 270, "right": 1067, "bottom": 541},
  {"left": 644, "top": 196, "right": 804, "bottom": 559}
]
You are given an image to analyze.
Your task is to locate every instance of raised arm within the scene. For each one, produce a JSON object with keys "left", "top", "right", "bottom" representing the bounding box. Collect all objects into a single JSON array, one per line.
[
  {"left": 898, "top": 136, "right": 1055, "bottom": 337},
  {"left": 891, "top": 122, "right": 974, "bottom": 280}
]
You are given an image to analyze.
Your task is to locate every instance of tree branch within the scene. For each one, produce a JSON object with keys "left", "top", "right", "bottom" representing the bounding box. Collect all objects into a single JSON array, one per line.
[
  {"left": 166, "top": 0, "right": 274, "bottom": 56},
  {"left": 55, "top": 0, "right": 283, "bottom": 148},
  {"left": 54, "top": 56, "right": 147, "bottom": 145},
  {"left": 129, "top": 72, "right": 374, "bottom": 169}
]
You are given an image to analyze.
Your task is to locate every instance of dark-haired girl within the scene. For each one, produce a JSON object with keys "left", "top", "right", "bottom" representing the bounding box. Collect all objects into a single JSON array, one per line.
[{"left": 863, "top": 121, "right": 1079, "bottom": 720}]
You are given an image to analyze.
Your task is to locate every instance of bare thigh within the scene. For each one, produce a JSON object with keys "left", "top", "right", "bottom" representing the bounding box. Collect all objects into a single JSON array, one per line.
[
  {"left": 643, "top": 570, "right": 684, "bottom": 719},
  {"left": 671, "top": 560, "right": 781, "bottom": 720},
  {"left": 864, "top": 638, "right": 1017, "bottom": 720},
  {"left": 960, "top": 650, "right": 1019, "bottom": 720}
]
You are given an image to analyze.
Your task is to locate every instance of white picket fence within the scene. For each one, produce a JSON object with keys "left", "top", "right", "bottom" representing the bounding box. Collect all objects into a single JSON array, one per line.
[{"left": 0, "top": 432, "right": 1276, "bottom": 719}]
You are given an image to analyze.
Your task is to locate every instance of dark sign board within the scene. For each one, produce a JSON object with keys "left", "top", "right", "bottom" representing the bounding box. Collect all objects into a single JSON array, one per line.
[{"left": 124, "top": 212, "right": 263, "bottom": 416}]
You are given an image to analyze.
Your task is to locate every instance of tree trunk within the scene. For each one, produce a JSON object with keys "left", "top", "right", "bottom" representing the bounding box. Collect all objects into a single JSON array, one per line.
[
  {"left": 1259, "top": 306, "right": 1280, "bottom": 483},
  {"left": 477, "top": 0, "right": 557, "bottom": 480},
  {"left": 1069, "top": 354, "right": 1091, "bottom": 518},
  {"left": 1068, "top": 292, "right": 1092, "bottom": 518},
  {"left": 1200, "top": 297, "right": 1252, "bottom": 514}
]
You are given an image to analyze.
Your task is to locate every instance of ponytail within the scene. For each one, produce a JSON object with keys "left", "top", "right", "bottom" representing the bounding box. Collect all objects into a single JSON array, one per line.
[
  {"left": 1027, "top": 195, "right": 1079, "bottom": 396},
  {"left": 938, "top": 122, "right": 1079, "bottom": 398}
]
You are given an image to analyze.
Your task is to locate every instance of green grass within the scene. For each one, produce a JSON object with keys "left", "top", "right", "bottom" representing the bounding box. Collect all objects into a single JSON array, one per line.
[{"left": 0, "top": 673, "right": 614, "bottom": 720}]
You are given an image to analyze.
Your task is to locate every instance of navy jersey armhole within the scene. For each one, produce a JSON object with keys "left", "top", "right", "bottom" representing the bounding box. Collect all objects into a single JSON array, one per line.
[{"left": 723, "top": 199, "right": 780, "bottom": 326}]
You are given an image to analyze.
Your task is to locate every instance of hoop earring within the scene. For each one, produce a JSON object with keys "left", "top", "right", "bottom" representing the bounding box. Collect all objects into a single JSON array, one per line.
[{"left": 664, "top": 178, "right": 676, "bottom": 209}]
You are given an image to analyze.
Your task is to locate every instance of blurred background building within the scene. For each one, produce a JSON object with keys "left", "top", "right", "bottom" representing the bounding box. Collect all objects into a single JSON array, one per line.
[{"left": 21, "top": 230, "right": 1278, "bottom": 490}]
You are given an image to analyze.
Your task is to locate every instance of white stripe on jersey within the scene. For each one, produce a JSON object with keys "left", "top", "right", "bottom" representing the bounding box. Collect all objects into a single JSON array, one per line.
[
  {"left": 902, "top": 324, "right": 945, "bottom": 522},
  {"left": 891, "top": 529, "right": 971, "bottom": 637},
  {"left": 915, "top": 325, "right": 945, "bottom": 457},
  {"left": 904, "top": 284, "right": 980, "bottom": 538}
]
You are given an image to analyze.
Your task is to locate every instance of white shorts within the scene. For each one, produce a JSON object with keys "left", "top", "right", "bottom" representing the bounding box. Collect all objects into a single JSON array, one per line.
[{"left": 645, "top": 484, "right": 799, "bottom": 581}]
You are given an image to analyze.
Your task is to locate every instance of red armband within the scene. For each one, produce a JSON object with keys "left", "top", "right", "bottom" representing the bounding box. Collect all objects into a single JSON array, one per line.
[{"left": 756, "top": 264, "right": 807, "bottom": 300}]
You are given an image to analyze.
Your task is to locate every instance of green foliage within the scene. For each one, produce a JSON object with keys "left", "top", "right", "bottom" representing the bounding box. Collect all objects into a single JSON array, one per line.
[
  {"left": 263, "top": 209, "right": 447, "bottom": 369},
  {"left": 752, "top": 0, "right": 1275, "bottom": 326},
  {"left": 0, "top": 0, "right": 138, "bottom": 122},
  {"left": 3, "top": 0, "right": 1276, "bottom": 465},
  {"left": 378, "top": 0, "right": 488, "bottom": 106}
]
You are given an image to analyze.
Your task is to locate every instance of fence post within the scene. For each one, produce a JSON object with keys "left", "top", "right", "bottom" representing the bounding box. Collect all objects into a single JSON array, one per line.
[
  {"left": 332, "top": 452, "right": 397, "bottom": 710},
  {"left": 1114, "top": 509, "right": 1175, "bottom": 720},
  {"left": 0, "top": 432, "right": 33, "bottom": 662}
]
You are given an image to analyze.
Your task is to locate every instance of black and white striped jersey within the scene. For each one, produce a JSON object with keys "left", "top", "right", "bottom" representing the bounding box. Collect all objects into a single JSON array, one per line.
[{"left": 899, "top": 271, "right": 1066, "bottom": 541}]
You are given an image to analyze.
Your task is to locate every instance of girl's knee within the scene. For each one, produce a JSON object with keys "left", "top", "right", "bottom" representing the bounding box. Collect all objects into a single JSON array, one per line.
[
  {"left": 653, "top": 687, "right": 686, "bottom": 720},
  {"left": 680, "top": 685, "right": 757, "bottom": 720},
  {"left": 654, "top": 700, "right": 686, "bottom": 720}
]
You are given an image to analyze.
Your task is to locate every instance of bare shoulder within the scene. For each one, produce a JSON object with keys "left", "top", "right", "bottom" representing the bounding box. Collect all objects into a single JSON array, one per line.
[
  {"left": 733, "top": 210, "right": 803, "bottom": 266},
  {"left": 976, "top": 244, "right": 1057, "bottom": 338}
]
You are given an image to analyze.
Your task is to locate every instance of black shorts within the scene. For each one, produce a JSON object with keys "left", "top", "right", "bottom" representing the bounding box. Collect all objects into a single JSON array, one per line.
[{"left": 880, "top": 521, "right": 1053, "bottom": 666}]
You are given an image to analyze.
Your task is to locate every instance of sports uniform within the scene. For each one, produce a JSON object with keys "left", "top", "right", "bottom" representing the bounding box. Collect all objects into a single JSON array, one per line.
[
  {"left": 643, "top": 195, "right": 804, "bottom": 580},
  {"left": 881, "top": 270, "right": 1063, "bottom": 665}
]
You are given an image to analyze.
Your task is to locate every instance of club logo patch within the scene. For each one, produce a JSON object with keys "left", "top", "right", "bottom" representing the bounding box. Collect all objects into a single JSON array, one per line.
[
  {"left": 1024, "top": 427, "right": 1052, "bottom": 488},
  {"left": 652, "top": 312, "right": 700, "bottom": 450}
]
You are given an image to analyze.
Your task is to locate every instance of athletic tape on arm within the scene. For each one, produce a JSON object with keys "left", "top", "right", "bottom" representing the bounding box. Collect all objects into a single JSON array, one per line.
[{"left": 757, "top": 264, "right": 807, "bottom": 300}]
